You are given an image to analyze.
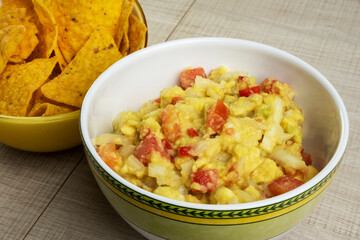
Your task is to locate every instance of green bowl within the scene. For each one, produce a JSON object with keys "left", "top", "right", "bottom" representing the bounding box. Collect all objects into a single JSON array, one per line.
[{"left": 80, "top": 38, "right": 349, "bottom": 240}]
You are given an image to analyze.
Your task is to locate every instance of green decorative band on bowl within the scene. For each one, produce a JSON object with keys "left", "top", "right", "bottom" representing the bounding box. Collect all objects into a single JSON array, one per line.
[{"left": 84, "top": 143, "right": 340, "bottom": 225}]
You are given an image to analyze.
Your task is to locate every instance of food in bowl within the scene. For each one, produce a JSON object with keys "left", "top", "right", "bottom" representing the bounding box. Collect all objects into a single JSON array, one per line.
[
  {"left": 0, "top": 0, "right": 147, "bottom": 117},
  {"left": 93, "top": 66, "right": 318, "bottom": 204}
]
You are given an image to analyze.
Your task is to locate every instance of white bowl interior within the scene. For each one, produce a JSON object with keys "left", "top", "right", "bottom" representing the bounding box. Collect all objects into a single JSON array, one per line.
[{"left": 81, "top": 37, "right": 348, "bottom": 209}]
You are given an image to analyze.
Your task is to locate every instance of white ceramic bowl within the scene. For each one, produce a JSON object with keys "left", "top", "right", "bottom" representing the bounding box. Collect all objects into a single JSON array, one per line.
[{"left": 80, "top": 38, "right": 349, "bottom": 240}]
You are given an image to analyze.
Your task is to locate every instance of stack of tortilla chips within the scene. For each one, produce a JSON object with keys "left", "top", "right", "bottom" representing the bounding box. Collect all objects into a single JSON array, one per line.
[{"left": 0, "top": 0, "right": 147, "bottom": 117}]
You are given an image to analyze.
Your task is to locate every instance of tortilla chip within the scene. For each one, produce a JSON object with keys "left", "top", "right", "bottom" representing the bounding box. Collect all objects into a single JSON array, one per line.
[
  {"left": 0, "top": 8, "right": 39, "bottom": 61},
  {"left": 41, "top": 27, "right": 122, "bottom": 108},
  {"left": 32, "top": 88, "right": 47, "bottom": 104},
  {"left": 0, "top": 8, "right": 26, "bottom": 29},
  {"left": 0, "top": 0, "right": 40, "bottom": 28},
  {"left": 1, "top": 0, "right": 34, "bottom": 10},
  {"left": 115, "top": 0, "right": 134, "bottom": 48},
  {"left": 0, "top": 57, "right": 57, "bottom": 116},
  {"left": 15, "top": 16, "right": 39, "bottom": 60},
  {"left": 0, "top": 0, "right": 34, "bottom": 16},
  {"left": 32, "top": 0, "right": 58, "bottom": 58},
  {"left": 42, "top": 0, "right": 124, "bottom": 63},
  {"left": 28, "top": 102, "right": 73, "bottom": 116},
  {"left": 119, "top": 31, "right": 130, "bottom": 57},
  {"left": 0, "top": 25, "right": 26, "bottom": 74},
  {"left": 128, "top": 13, "right": 147, "bottom": 54},
  {"left": 8, "top": 55, "right": 26, "bottom": 64},
  {"left": 27, "top": 88, "right": 76, "bottom": 114},
  {"left": 54, "top": 43, "right": 67, "bottom": 70}
]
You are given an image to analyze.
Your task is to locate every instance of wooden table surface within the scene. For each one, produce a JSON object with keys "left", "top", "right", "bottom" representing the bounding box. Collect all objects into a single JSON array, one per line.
[{"left": 1, "top": 0, "right": 359, "bottom": 239}]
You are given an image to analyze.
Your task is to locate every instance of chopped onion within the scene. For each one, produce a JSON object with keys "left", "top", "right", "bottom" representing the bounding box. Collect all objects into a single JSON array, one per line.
[
  {"left": 260, "top": 124, "right": 281, "bottom": 152},
  {"left": 94, "top": 133, "right": 122, "bottom": 145},
  {"left": 148, "top": 163, "right": 167, "bottom": 185},
  {"left": 118, "top": 145, "right": 136, "bottom": 158},
  {"left": 178, "top": 185, "right": 188, "bottom": 195},
  {"left": 148, "top": 163, "right": 181, "bottom": 188},
  {"left": 272, "top": 97, "right": 284, "bottom": 124},
  {"left": 180, "top": 159, "right": 194, "bottom": 180},
  {"left": 268, "top": 148, "right": 307, "bottom": 172},
  {"left": 188, "top": 141, "right": 208, "bottom": 156},
  {"left": 126, "top": 155, "right": 146, "bottom": 178}
]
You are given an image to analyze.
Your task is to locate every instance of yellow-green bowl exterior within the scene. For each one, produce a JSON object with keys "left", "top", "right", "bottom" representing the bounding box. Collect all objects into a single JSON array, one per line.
[
  {"left": 84, "top": 143, "right": 341, "bottom": 240},
  {"left": 0, "top": 1, "right": 147, "bottom": 152},
  {"left": 0, "top": 111, "right": 81, "bottom": 152}
]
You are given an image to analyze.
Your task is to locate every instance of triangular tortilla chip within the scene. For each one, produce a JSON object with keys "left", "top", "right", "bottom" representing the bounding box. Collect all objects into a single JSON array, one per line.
[
  {"left": 119, "top": 31, "right": 130, "bottom": 57},
  {"left": 0, "top": 57, "right": 57, "bottom": 116},
  {"left": 26, "top": 88, "right": 76, "bottom": 116},
  {"left": 28, "top": 102, "right": 73, "bottom": 116},
  {"left": 115, "top": 0, "right": 134, "bottom": 48},
  {"left": 0, "top": 8, "right": 39, "bottom": 62},
  {"left": 42, "top": 0, "right": 124, "bottom": 63},
  {"left": 0, "top": 8, "right": 26, "bottom": 29},
  {"left": 14, "top": 15, "right": 39, "bottom": 60},
  {"left": 0, "top": 25, "right": 26, "bottom": 74},
  {"left": 32, "top": 0, "right": 58, "bottom": 58},
  {"left": 41, "top": 27, "right": 122, "bottom": 108},
  {"left": 128, "top": 13, "right": 147, "bottom": 54},
  {"left": 54, "top": 43, "right": 67, "bottom": 70},
  {"left": 0, "top": 0, "right": 40, "bottom": 29}
]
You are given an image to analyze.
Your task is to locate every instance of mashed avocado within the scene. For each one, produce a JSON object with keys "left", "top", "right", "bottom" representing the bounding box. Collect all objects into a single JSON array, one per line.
[{"left": 94, "top": 66, "right": 318, "bottom": 204}]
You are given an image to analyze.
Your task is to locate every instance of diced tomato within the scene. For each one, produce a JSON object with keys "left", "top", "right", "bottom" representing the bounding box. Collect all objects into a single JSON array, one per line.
[
  {"left": 161, "top": 105, "right": 182, "bottom": 143},
  {"left": 134, "top": 134, "right": 170, "bottom": 166},
  {"left": 301, "top": 148, "right": 313, "bottom": 166},
  {"left": 238, "top": 76, "right": 245, "bottom": 81},
  {"left": 268, "top": 175, "right": 304, "bottom": 196},
  {"left": 161, "top": 139, "right": 176, "bottom": 159},
  {"left": 191, "top": 169, "right": 219, "bottom": 193},
  {"left": 180, "top": 67, "right": 207, "bottom": 89},
  {"left": 134, "top": 134, "right": 159, "bottom": 166},
  {"left": 96, "top": 142, "right": 119, "bottom": 169},
  {"left": 238, "top": 86, "right": 260, "bottom": 97},
  {"left": 187, "top": 128, "right": 199, "bottom": 137},
  {"left": 178, "top": 146, "right": 193, "bottom": 157},
  {"left": 161, "top": 139, "right": 172, "bottom": 151},
  {"left": 172, "top": 96, "right": 184, "bottom": 104},
  {"left": 206, "top": 99, "right": 230, "bottom": 132},
  {"left": 154, "top": 97, "right": 161, "bottom": 103}
]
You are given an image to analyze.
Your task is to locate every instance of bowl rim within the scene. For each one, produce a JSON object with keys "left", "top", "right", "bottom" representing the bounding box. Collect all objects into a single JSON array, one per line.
[
  {"left": 0, "top": 110, "right": 80, "bottom": 123},
  {"left": 80, "top": 37, "right": 349, "bottom": 211}
]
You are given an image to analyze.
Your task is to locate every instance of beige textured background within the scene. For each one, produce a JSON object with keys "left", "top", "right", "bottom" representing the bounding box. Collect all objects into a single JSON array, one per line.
[{"left": 0, "top": 0, "right": 359, "bottom": 239}]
